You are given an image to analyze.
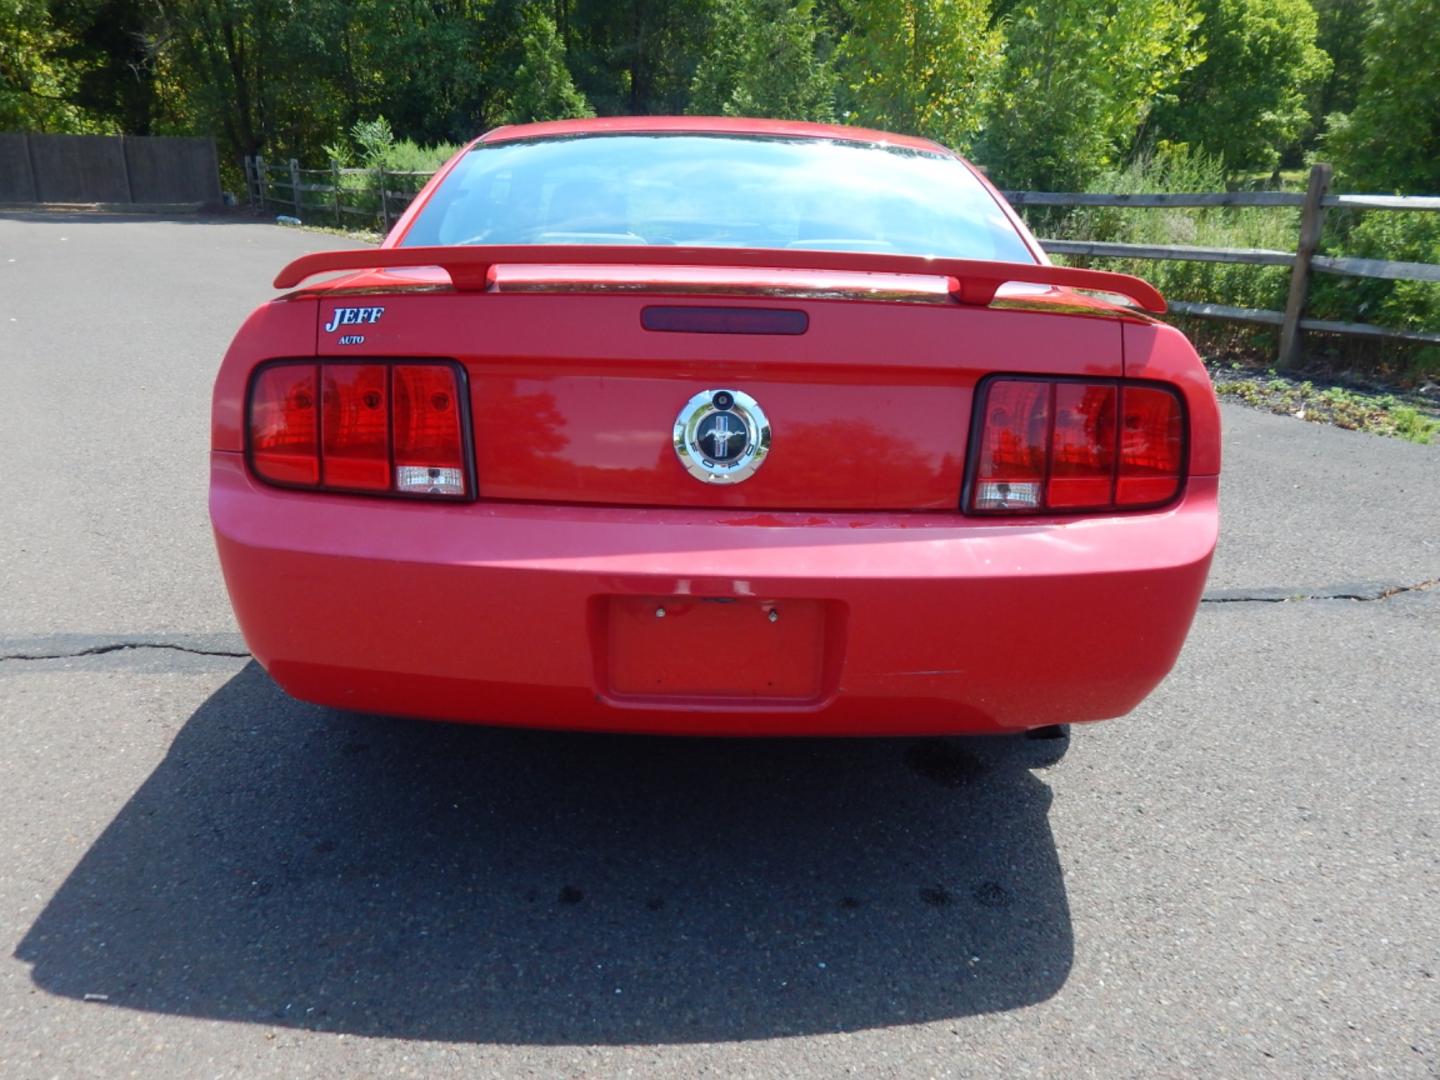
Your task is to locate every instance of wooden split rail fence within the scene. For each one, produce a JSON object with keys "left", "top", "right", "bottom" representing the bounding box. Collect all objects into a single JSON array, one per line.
[
  {"left": 243, "top": 156, "right": 432, "bottom": 234},
  {"left": 245, "top": 156, "right": 1437, "bottom": 366},
  {"left": 1006, "top": 164, "right": 1440, "bottom": 365}
]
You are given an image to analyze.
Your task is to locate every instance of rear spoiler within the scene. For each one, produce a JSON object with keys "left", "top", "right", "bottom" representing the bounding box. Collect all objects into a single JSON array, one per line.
[{"left": 273, "top": 244, "right": 1166, "bottom": 313}]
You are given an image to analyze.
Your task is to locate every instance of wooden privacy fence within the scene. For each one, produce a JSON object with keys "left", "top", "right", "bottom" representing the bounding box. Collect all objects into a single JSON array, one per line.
[
  {"left": 3, "top": 132, "right": 220, "bottom": 205},
  {"left": 244, "top": 156, "right": 1435, "bottom": 366},
  {"left": 243, "top": 156, "right": 431, "bottom": 233},
  {"left": 1006, "top": 164, "right": 1440, "bottom": 365}
]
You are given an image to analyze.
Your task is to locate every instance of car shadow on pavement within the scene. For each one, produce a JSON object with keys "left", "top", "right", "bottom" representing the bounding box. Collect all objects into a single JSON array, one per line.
[{"left": 17, "top": 662, "right": 1072, "bottom": 1045}]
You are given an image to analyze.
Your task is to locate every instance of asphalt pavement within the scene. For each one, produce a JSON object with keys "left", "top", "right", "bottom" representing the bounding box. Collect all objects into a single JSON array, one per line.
[{"left": 1, "top": 211, "right": 1437, "bottom": 1078}]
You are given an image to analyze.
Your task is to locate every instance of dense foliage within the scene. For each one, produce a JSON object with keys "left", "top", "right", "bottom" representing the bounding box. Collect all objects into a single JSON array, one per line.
[
  {"left": 834, "top": 0, "right": 1000, "bottom": 154},
  {"left": 1323, "top": 0, "right": 1440, "bottom": 195},
  {"left": 979, "top": 0, "right": 1201, "bottom": 189},
  {"left": 1, "top": 0, "right": 99, "bottom": 132},
  {"left": 1148, "top": 0, "right": 1331, "bottom": 176},
  {"left": 689, "top": 0, "right": 837, "bottom": 121},
  {"left": 4, "top": 0, "right": 1431, "bottom": 199}
]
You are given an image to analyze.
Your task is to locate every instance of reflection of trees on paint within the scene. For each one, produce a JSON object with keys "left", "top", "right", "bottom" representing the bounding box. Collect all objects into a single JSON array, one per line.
[
  {"left": 1051, "top": 385, "right": 1116, "bottom": 471},
  {"left": 473, "top": 385, "right": 571, "bottom": 495},
  {"left": 782, "top": 418, "right": 949, "bottom": 505},
  {"left": 474, "top": 388, "right": 957, "bottom": 509}
]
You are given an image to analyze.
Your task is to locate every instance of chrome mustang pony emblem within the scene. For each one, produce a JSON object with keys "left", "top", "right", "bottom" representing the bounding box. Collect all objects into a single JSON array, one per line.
[{"left": 673, "top": 389, "right": 771, "bottom": 484}]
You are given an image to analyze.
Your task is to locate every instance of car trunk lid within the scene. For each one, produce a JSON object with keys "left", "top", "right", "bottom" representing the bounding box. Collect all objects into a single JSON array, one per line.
[{"left": 306, "top": 262, "right": 1130, "bottom": 512}]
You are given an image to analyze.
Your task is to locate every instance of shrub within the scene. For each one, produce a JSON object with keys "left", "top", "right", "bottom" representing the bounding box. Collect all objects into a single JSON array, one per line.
[
  {"left": 1309, "top": 212, "right": 1440, "bottom": 374},
  {"left": 313, "top": 117, "right": 460, "bottom": 228}
]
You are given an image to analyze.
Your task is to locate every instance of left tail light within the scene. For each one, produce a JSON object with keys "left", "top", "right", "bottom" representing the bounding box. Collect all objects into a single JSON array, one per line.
[
  {"left": 965, "top": 376, "right": 1185, "bottom": 515},
  {"left": 247, "top": 360, "right": 472, "bottom": 499}
]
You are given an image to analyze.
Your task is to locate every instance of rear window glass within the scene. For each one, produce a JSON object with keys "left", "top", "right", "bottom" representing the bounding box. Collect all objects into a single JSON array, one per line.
[{"left": 399, "top": 133, "right": 1035, "bottom": 264}]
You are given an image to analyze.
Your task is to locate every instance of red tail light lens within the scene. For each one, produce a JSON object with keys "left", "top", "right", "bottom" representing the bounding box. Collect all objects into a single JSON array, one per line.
[
  {"left": 322, "top": 364, "right": 390, "bottom": 491},
  {"left": 250, "top": 365, "right": 319, "bottom": 486},
  {"left": 967, "top": 377, "right": 1184, "bottom": 515},
  {"left": 1117, "top": 385, "right": 1184, "bottom": 506},
  {"left": 248, "top": 361, "right": 470, "bottom": 499},
  {"left": 1049, "top": 382, "right": 1117, "bottom": 509}
]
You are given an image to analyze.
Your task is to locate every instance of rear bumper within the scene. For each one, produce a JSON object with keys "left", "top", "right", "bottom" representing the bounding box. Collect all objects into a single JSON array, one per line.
[{"left": 210, "top": 452, "right": 1217, "bottom": 735}]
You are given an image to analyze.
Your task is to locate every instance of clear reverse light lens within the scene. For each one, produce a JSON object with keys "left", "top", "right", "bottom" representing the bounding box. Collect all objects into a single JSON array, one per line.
[
  {"left": 975, "top": 480, "right": 1041, "bottom": 510},
  {"left": 396, "top": 465, "right": 465, "bottom": 496}
]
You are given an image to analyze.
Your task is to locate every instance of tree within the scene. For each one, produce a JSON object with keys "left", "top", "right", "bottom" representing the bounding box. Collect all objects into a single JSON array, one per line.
[
  {"left": 1148, "top": 0, "right": 1331, "bottom": 175},
  {"left": 1311, "top": 0, "right": 1368, "bottom": 124},
  {"left": 146, "top": 0, "right": 313, "bottom": 160},
  {"left": 144, "top": 0, "right": 577, "bottom": 163},
  {"left": 833, "top": 0, "right": 1001, "bottom": 152},
  {"left": 566, "top": 0, "right": 719, "bottom": 115},
  {"left": 1325, "top": 0, "right": 1440, "bottom": 193},
  {"left": 499, "top": 4, "right": 593, "bottom": 123},
  {"left": 689, "top": 0, "right": 836, "bottom": 121},
  {"left": 46, "top": 0, "right": 158, "bottom": 134},
  {"left": 0, "top": 0, "right": 103, "bottom": 131},
  {"left": 351, "top": 0, "right": 510, "bottom": 147},
  {"left": 979, "top": 0, "right": 1202, "bottom": 190}
]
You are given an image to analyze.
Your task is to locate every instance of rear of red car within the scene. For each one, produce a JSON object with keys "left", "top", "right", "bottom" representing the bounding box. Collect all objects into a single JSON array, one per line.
[{"left": 210, "top": 118, "right": 1219, "bottom": 736}]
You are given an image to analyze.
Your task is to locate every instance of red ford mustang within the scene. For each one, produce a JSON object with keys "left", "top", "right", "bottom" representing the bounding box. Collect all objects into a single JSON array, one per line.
[{"left": 210, "top": 116, "right": 1219, "bottom": 736}]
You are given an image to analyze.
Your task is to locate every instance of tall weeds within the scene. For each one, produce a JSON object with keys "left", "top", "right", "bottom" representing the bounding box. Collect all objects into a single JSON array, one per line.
[{"left": 1037, "top": 149, "right": 1294, "bottom": 313}]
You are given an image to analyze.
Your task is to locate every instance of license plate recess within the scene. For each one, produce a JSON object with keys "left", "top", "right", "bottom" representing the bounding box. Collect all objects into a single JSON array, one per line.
[{"left": 603, "top": 597, "right": 831, "bottom": 703}]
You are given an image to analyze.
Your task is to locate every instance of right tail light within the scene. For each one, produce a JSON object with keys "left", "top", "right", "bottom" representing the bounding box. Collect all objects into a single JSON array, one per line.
[{"left": 966, "top": 376, "right": 1185, "bottom": 515}]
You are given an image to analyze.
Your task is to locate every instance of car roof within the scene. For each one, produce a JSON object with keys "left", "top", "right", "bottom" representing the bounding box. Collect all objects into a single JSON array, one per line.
[{"left": 477, "top": 115, "right": 955, "bottom": 156}]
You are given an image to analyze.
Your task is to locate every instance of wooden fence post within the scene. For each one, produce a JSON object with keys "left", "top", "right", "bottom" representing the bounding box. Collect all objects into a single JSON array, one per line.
[
  {"left": 255, "top": 154, "right": 267, "bottom": 210},
  {"left": 246, "top": 156, "right": 262, "bottom": 209},
  {"left": 23, "top": 133, "right": 41, "bottom": 202},
  {"left": 289, "top": 158, "right": 303, "bottom": 218},
  {"left": 377, "top": 164, "right": 390, "bottom": 232},
  {"left": 118, "top": 134, "right": 135, "bottom": 204},
  {"left": 209, "top": 137, "right": 223, "bottom": 207},
  {"left": 332, "top": 160, "right": 342, "bottom": 226},
  {"left": 1278, "top": 162, "right": 1333, "bottom": 369}
]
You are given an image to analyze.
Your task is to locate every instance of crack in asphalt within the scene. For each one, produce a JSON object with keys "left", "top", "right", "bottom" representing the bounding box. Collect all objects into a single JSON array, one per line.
[
  {"left": 1, "top": 577, "right": 1434, "bottom": 666},
  {"left": 0, "top": 641, "right": 251, "bottom": 663},
  {"left": 1199, "top": 578, "right": 1438, "bottom": 605}
]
